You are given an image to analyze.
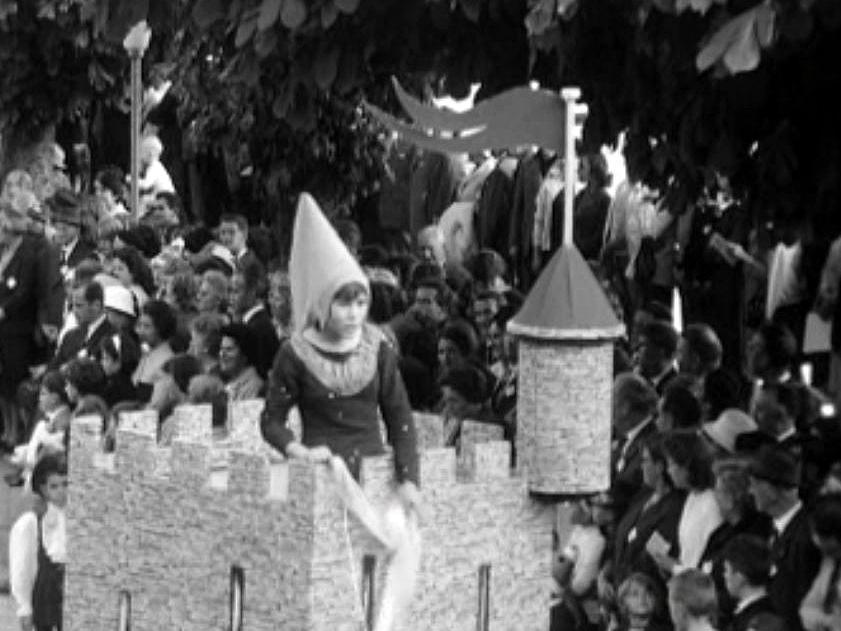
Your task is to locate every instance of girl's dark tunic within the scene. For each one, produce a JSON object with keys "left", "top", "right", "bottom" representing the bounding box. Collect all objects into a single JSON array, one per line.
[{"left": 261, "top": 324, "right": 419, "bottom": 485}]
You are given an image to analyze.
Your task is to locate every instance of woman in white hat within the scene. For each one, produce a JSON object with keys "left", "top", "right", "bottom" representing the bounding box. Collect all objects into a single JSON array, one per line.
[{"left": 261, "top": 193, "right": 420, "bottom": 512}]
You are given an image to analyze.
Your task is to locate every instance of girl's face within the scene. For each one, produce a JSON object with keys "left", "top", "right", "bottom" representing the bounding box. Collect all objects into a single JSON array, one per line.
[
  {"left": 109, "top": 257, "right": 133, "bottom": 287},
  {"left": 219, "top": 336, "right": 245, "bottom": 376},
  {"left": 666, "top": 458, "right": 690, "bottom": 490},
  {"left": 623, "top": 581, "right": 655, "bottom": 618},
  {"left": 437, "top": 338, "right": 463, "bottom": 370},
  {"left": 324, "top": 293, "right": 369, "bottom": 339},
  {"left": 196, "top": 280, "right": 221, "bottom": 313},
  {"left": 101, "top": 351, "right": 120, "bottom": 377},
  {"left": 40, "top": 473, "right": 69, "bottom": 508},
  {"left": 38, "top": 387, "right": 61, "bottom": 413},
  {"left": 135, "top": 313, "right": 160, "bottom": 346}
]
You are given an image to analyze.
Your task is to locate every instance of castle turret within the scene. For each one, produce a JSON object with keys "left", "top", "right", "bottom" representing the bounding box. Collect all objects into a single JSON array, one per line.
[{"left": 508, "top": 244, "right": 624, "bottom": 495}]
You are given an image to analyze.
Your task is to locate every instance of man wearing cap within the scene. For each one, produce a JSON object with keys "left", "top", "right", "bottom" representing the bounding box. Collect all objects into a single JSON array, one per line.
[
  {"left": 46, "top": 188, "right": 96, "bottom": 272},
  {"left": 749, "top": 445, "right": 821, "bottom": 631},
  {"left": 0, "top": 199, "right": 64, "bottom": 448}
]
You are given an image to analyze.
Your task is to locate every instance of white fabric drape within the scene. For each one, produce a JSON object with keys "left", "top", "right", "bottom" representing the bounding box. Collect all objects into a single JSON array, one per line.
[{"left": 329, "top": 456, "right": 422, "bottom": 631}]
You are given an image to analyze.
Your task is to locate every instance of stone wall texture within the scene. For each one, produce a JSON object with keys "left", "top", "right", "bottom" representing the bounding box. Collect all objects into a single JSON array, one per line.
[
  {"left": 65, "top": 403, "right": 555, "bottom": 630},
  {"left": 517, "top": 340, "right": 613, "bottom": 494}
]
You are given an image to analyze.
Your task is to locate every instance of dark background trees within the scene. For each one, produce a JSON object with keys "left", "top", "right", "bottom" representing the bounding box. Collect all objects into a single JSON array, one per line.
[{"left": 2, "top": 0, "right": 840, "bottom": 238}]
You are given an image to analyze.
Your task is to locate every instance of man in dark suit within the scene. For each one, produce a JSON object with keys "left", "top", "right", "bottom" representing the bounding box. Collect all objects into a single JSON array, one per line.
[
  {"left": 611, "top": 372, "right": 658, "bottom": 518},
  {"left": 749, "top": 446, "right": 821, "bottom": 631},
  {"left": 45, "top": 188, "right": 97, "bottom": 275},
  {"left": 0, "top": 200, "right": 64, "bottom": 448},
  {"left": 721, "top": 534, "right": 782, "bottom": 631},
  {"left": 51, "top": 280, "right": 114, "bottom": 369},
  {"left": 229, "top": 260, "right": 278, "bottom": 379},
  {"left": 635, "top": 320, "right": 679, "bottom": 396}
]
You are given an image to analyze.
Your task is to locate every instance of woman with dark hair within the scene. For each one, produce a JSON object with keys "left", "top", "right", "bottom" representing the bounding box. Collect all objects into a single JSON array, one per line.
[
  {"left": 110, "top": 245, "right": 156, "bottom": 307},
  {"left": 651, "top": 430, "right": 722, "bottom": 577},
  {"left": 613, "top": 433, "right": 687, "bottom": 589},
  {"left": 99, "top": 332, "right": 140, "bottom": 407},
  {"left": 219, "top": 323, "right": 264, "bottom": 401},
  {"left": 437, "top": 318, "right": 481, "bottom": 373},
  {"left": 9, "top": 453, "right": 68, "bottom": 631},
  {"left": 132, "top": 299, "right": 176, "bottom": 403},
  {"left": 261, "top": 194, "right": 419, "bottom": 513}
]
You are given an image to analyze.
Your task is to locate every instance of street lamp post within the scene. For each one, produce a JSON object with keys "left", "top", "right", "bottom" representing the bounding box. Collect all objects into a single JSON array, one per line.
[{"left": 123, "top": 21, "right": 151, "bottom": 220}]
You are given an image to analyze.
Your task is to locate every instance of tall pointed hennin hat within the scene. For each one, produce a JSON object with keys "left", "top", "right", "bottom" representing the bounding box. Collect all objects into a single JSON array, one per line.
[{"left": 289, "top": 193, "right": 369, "bottom": 333}]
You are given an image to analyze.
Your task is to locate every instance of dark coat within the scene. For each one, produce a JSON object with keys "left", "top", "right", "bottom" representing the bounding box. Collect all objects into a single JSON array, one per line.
[
  {"left": 244, "top": 306, "right": 280, "bottom": 380},
  {"left": 102, "top": 372, "right": 138, "bottom": 408},
  {"left": 613, "top": 487, "right": 686, "bottom": 587},
  {"left": 51, "top": 318, "right": 115, "bottom": 369},
  {"left": 611, "top": 420, "right": 657, "bottom": 518},
  {"left": 727, "top": 596, "right": 780, "bottom": 631},
  {"left": 64, "top": 239, "right": 98, "bottom": 269},
  {"left": 700, "top": 509, "right": 773, "bottom": 627},
  {"left": 769, "top": 506, "right": 822, "bottom": 631},
  {"left": 475, "top": 166, "right": 514, "bottom": 255},
  {"left": 0, "top": 235, "right": 64, "bottom": 394},
  {"left": 261, "top": 326, "right": 419, "bottom": 485}
]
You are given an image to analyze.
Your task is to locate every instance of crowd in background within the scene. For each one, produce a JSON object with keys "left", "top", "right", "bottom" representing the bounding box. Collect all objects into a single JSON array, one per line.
[{"left": 2, "top": 135, "right": 841, "bottom": 631}]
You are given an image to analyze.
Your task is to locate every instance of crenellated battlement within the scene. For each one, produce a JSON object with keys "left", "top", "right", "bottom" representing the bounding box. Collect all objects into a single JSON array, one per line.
[{"left": 65, "top": 401, "right": 554, "bottom": 630}]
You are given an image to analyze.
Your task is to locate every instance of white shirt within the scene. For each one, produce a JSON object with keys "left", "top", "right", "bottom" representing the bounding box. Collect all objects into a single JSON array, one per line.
[
  {"left": 85, "top": 313, "right": 108, "bottom": 343},
  {"left": 242, "top": 303, "right": 264, "bottom": 325},
  {"left": 734, "top": 590, "right": 767, "bottom": 614},
  {"left": 138, "top": 159, "right": 174, "bottom": 196},
  {"left": 676, "top": 488, "right": 723, "bottom": 571},
  {"left": 773, "top": 500, "right": 803, "bottom": 536},
  {"left": 9, "top": 505, "right": 67, "bottom": 618}
]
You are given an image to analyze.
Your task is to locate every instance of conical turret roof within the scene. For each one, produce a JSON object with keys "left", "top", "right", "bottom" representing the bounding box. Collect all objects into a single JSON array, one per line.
[{"left": 507, "top": 244, "right": 624, "bottom": 340}]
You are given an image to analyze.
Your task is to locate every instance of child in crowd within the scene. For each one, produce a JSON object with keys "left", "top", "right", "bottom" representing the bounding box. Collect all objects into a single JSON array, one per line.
[{"left": 9, "top": 453, "right": 69, "bottom": 631}]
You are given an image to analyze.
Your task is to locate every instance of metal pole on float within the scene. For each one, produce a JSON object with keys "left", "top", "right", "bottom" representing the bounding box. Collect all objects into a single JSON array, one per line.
[
  {"left": 561, "top": 87, "right": 582, "bottom": 248},
  {"left": 123, "top": 21, "right": 151, "bottom": 220}
]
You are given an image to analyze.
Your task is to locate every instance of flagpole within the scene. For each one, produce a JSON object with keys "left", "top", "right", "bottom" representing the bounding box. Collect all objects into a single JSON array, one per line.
[{"left": 561, "top": 87, "right": 581, "bottom": 248}]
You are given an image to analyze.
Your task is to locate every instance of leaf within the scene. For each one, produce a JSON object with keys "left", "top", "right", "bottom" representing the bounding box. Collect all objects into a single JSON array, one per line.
[
  {"left": 192, "top": 0, "right": 225, "bottom": 30},
  {"left": 258, "top": 0, "right": 282, "bottom": 30},
  {"left": 334, "top": 0, "right": 360, "bottom": 15},
  {"left": 461, "top": 0, "right": 480, "bottom": 22},
  {"left": 281, "top": 0, "right": 307, "bottom": 29},
  {"left": 235, "top": 10, "right": 258, "bottom": 47},
  {"left": 314, "top": 46, "right": 340, "bottom": 90},
  {"left": 525, "top": 0, "right": 556, "bottom": 37},
  {"left": 254, "top": 27, "right": 279, "bottom": 58},
  {"left": 321, "top": 2, "right": 339, "bottom": 28}
]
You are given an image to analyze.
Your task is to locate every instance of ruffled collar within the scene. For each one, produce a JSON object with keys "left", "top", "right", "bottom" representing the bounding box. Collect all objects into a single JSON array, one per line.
[{"left": 291, "top": 323, "right": 384, "bottom": 396}]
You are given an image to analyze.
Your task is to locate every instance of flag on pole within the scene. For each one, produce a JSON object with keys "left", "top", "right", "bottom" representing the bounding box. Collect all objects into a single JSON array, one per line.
[{"left": 364, "top": 77, "right": 568, "bottom": 154}]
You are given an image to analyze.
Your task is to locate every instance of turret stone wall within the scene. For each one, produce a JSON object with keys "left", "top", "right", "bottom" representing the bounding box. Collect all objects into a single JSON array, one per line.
[{"left": 64, "top": 402, "right": 555, "bottom": 630}]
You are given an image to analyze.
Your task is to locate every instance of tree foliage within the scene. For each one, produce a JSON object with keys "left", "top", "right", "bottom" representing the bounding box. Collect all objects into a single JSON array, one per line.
[
  {"left": 3, "top": 0, "right": 840, "bottom": 234},
  {"left": 532, "top": 0, "right": 841, "bottom": 230}
]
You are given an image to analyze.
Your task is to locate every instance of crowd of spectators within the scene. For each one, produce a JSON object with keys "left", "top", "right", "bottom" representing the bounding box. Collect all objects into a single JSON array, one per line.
[{"left": 3, "top": 147, "right": 841, "bottom": 631}]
